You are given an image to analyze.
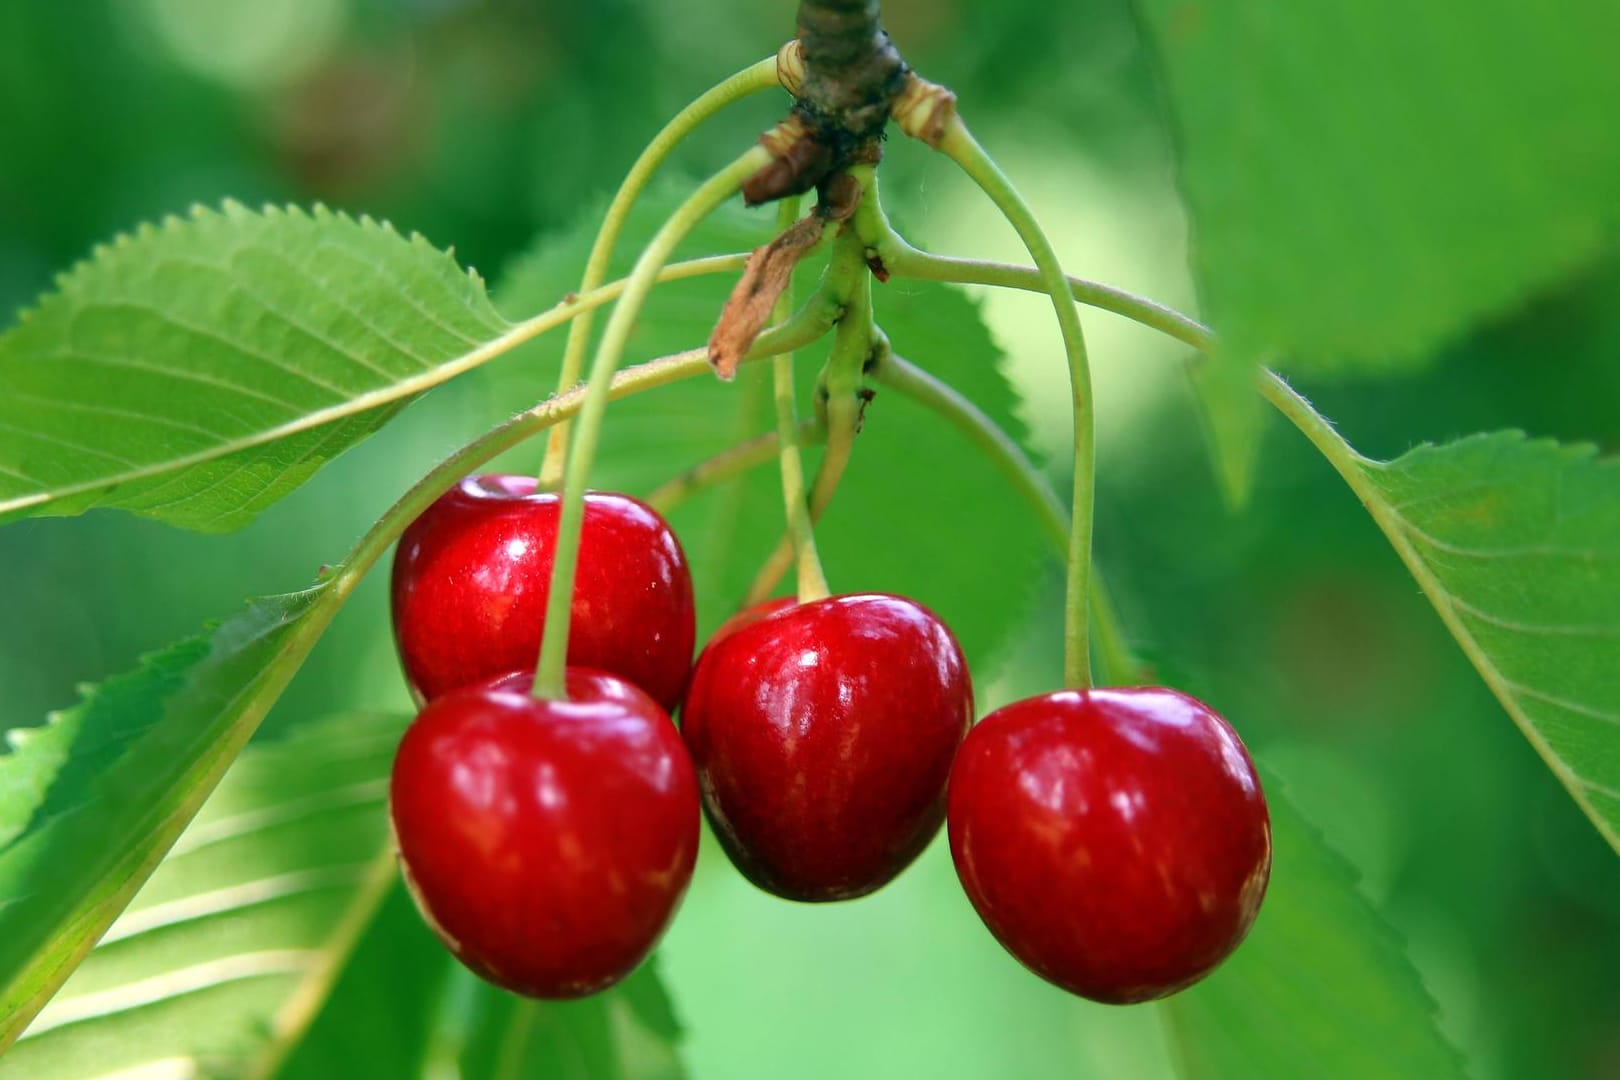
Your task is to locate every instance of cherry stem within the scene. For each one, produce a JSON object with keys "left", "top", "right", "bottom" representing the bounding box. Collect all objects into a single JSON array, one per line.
[
  {"left": 849, "top": 176, "right": 1211, "bottom": 355},
  {"left": 346, "top": 309, "right": 828, "bottom": 588},
  {"left": 537, "top": 54, "right": 784, "bottom": 489},
  {"left": 1087, "top": 572, "right": 1150, "bottom": 687},
  {"left": 872, "top": 352, "right": 1142, "bottom": 685},
  {"left": 764, "top": 198, "right": 835, "bottom": 603},
  {"left": 935, "top": 115, "right": 1096, "bottom": 690},
  {"left": 873, "top": 353, "right": 1066, "bottom": 554},
  {"left": 643, "top": 418, "right": 827, "bottom": 515},
  {"left": 741, "top": 420, "right": 855, "bottom": 606},
  {"left": 531, "top": 147, "right": 774, "bottom": 701},
  {"left": 743, "top": 217, "right": 873, "bottom": 606},
  {"left": 878, "top": 246, "right": 1210, "bottom": 354}
]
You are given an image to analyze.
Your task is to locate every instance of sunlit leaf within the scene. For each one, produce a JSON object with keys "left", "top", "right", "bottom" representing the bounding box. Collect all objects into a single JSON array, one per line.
[
  {"left": 1354, "top": 432, "right": 1620, "bottom": 852},
  {"left": 1134, "top": 0, "right": 1620, "bottom": 371},
  {"left": 0, "top": 202, "right": 509, "bottom": 531},
  {"left": 1, "top": 711, "right": 408, "bottom": 1078},
  {"left": 1265, "top": 372, "right": 1620, "bottom": 855},
  {"left": 2, "top": 707, "right": 690, "bottom": 1079},
  {"left": 0, "top": 586, "right": 336, "bottom": 1047},
  {"left": 432, "top": 961, "right": 686, "bottom": 1080}
]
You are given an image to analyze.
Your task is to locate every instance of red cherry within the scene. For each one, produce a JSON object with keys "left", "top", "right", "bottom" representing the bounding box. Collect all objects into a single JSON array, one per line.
[
  {"left": 390, "top": 476, "right": 695, "bottom": 710},
  {"left": 681, "top": 593, "right": 973, "bottom": 901},
  {"left": 389, "top": 668, "right": 700, "bottom": 999},
  {"left": 709, "top": 596, "right": 796, "bottom": 644},
  {"left": 947, "top": 687, "right": 1271, "bottom": 1004}
]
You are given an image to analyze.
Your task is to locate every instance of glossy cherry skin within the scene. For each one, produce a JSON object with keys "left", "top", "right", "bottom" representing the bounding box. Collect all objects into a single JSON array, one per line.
[
  {"left": 390, "top": 475, "right": 695, "bottom": 710},
  {"left": 947, "top": 687, "right": 1271, "bottom": 1003},
  {"left": 389, "top": 668, "right": 700, "bottom": 999},
  {"left": 708, "top": 596, "right": 797, "bottom": 643},
  {"left": 681, "top": 593, "right": 973, "bottom": 901}
]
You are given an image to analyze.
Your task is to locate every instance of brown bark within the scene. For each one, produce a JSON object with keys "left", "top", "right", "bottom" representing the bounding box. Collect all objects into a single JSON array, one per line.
[{"left": 742, "top": 0, "right": 909, "bottom": 205}]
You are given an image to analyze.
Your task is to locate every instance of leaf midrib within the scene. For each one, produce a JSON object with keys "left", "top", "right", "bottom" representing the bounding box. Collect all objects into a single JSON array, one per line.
[
  {"left": 1262, "top": 373, "right": 1620, "bottom": 855},
  {"left": 0, "top": 314, "right": 543, "bottom": 519}
]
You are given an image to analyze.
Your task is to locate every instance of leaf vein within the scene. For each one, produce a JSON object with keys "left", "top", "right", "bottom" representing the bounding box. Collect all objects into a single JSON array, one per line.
[
  {"left": 20, "top": 951, "right": 318, "bottom": 1039},
  {"left": 105, "top": 864, "right": 374, "bottom": 944},
  {"left": 1451, "top": 594, "right": 1620, "bottom": 639},
  {"left": 1502, "top": 679, "right": 1620, "bottom": 728}
]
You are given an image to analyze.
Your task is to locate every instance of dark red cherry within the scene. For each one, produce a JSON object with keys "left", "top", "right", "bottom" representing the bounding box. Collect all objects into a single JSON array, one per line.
[
  {"left": 947, "top": 687, "right": 1271, "bottom": 1004},
  {"left": 681, "top": 593, "right": 973, "bottom": 901},
  {"left": 389, "top": 668, "right": 700, "bottom": 999},
  {"left": 390, "top": 476, "right": 695, "bottom": 710}
]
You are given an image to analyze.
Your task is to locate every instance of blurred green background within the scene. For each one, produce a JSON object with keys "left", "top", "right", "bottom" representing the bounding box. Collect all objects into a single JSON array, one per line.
[{"left": 3, "top": 1, "right": 1618, "bottom": 1077}]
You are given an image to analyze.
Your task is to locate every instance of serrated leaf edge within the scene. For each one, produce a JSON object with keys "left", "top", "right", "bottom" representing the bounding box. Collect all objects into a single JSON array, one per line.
[
  {"left": 0, "top": 200, "right": 534, "bottom": 522},
  {"left": 1267, "top": 375, "right": 1620, "bottom": 855}
]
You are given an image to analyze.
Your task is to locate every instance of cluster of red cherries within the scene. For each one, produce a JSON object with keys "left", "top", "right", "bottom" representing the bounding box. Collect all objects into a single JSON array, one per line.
[{"left": 387, "top": 474, "right": 1273, "bottom": 1006}]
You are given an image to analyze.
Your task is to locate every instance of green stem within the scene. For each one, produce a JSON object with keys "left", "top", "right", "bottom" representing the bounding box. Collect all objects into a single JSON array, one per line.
[
  {"left": 642, "top": 419, "right": 826, "bottom": 515},
  {"left": 741, "top": 425, "right": 855, "bottom": 605},
  {"left": 874, "top": 353, "right": 1146, "bottom": 687},
  {"left": 881, "top": 245, "right": 1211, "bottom": 354},
  {"left": 937, "top": 115, "right": 1096, "bottom": 689},
  {"left": 340, "top": 307, "right": 825, "bottom": 587},
  {"left": 774, "top": 348, "right": 830, "bottom": 601},
  {"left": 702, "top": 359, "right": 775, "bottom": 558},
  {"left": 514, "top": 252, "right": 749, "bottom": 346},
  {"left": 533, "top": 147, "right": 773, "bottom": 700},
  {"left": 742, "top": 246, "right": 871, "bottom": 606},
  {"left": 1087, "top": 572, "right": 1149, "bottom": 687},
  {"left": 873, "top": 354, "right": 1066, "bottom": 554},
  {"left": 741, "top": 215, "right": 873, "bottom": 606},
  {"left": 538, "top": 55, "right": 783, "bottom": 488},
  {"left": 766, "top": 197, "right": 832, "bottom": 602},
  {"left": 849, "top": 175, "right": 1213, "bottom": 354}
]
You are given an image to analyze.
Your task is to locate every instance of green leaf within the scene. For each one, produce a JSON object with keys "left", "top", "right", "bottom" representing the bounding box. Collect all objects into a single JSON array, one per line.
[
  {"left": 486, "top": 186, "right": 1048, "bottom": 668},
  {"left": 1186, "top": 347, "right": 1265, "bottom": 510},
  {"left": 1266, "top": 374, "right": 1620, "bottom": 854},
  {"left": 0, "top": 202, "right": 509, "bottom": 532},
  {"left": 1354, "top": 433, "right": 1620, "bottom": 852},
  {"left": 0, "top": 584, "right": 343, "bottom": 1046},
  {"left": 1133, "top": 0, "right": 1620, "bottom": 371},
  {"left": 1, "top": 707, "right": 690, "bottom": 1079},
  {"left": 0, "top": 710, "right": 408, "bottom": 1079},
  {"left": 274, "top": 884, "right": 454, "bottom": 1080},
  {"left": 431, "top": 961, "right": 686, "bottom": 1080},
  {"left": 1164, "top": 782, "right": 1465, "bottom": 1078}
]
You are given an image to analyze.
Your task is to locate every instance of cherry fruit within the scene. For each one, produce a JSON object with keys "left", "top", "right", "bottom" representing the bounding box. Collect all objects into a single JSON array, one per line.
[
  {"left": 389, "top": 668, "right": 700, "bottom": 999},
  {"left": 709, "top": 596, "right": 796, "bottom": 643},
  {"left": 390, "top": 475, "right": 695, "bottom": 710},
  {"left": 681, "top": 593, "right": 973, "bottom": 902},
  {"left": 947, "top": 687, "right": 1271, "bottom": 1004}
]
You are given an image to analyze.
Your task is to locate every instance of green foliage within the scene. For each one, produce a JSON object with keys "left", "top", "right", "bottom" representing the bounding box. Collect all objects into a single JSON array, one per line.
[
  {"left": 0, "top": 587, "right": 330, "bottom": 1046},
  {"left": 1164, "top": 781, "right": 1465, "bottom": 1078},
  {"left": 0, "top": 203, "right": 508, "bottom": 532},
  {"left": 288, "top": 892, "right": 686, "bottom": 1080},
  {"left": 275, "top": 884, "right": 452, "bottom": 1080},
  {"left": 1354, "top": 433, "right": 1620, "bottom": 852},
  {"left": 439, "top": 963, "right": 686, "bottom": 1080},
  {"left": 1, "top": 2, "right": 1617, "bottom": 1075},
  {"left": 1134, "top": 0, "right": 1620, "bottom": 370},
  {"left": 1, "top": 710, "right": 686, "bottom": 1079},
  {"left": 0, "top": 710, "right": 406, "bottom": 1078},
  {"left": 1133, "top": 0, "right": 1620, "bottom": 500},
  {"left": 1186, "top": 349, "right": 1263, "bottom": 509},
  {"left": 489, "top": 188, "right": 1047, "bottom": 667}
]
